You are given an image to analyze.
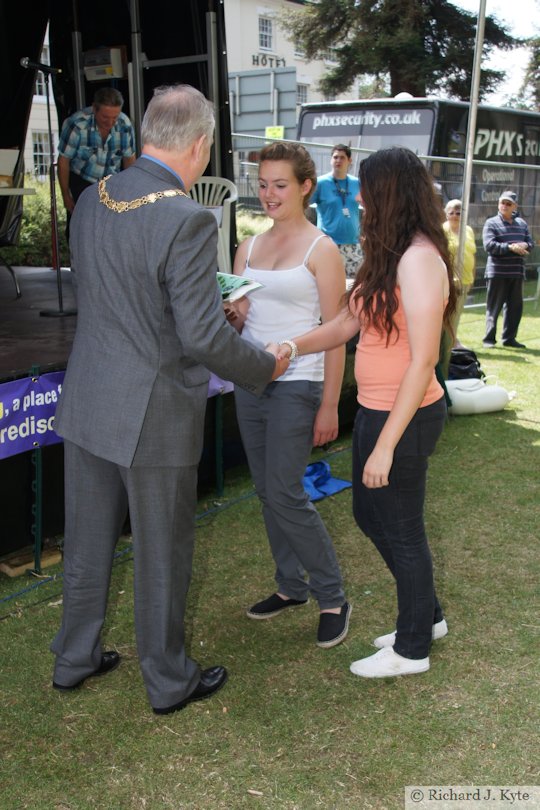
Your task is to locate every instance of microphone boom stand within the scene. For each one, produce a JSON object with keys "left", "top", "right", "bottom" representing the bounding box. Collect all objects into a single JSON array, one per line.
[{"left": 40, "top": 68, "right": 76, "bottom": 318}]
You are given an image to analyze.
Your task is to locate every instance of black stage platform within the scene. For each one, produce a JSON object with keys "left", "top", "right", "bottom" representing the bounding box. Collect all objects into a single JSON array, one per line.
[
  {"left": 0, "top": 266, "right": 77, "bottom": 557},
  {"left": 0, "top": 265, "right": 77, "bottom": 379},
  {"left": 0, "top": 265, "right": 246, "bottom": 557}
]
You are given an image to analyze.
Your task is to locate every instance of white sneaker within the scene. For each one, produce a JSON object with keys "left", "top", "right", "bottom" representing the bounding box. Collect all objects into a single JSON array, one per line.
[
  {"left": 373, "top": 618, "right": 448, "bottom": 649},
  {"left": 350, "top": 647, "right": 430, "bottom": 678}
]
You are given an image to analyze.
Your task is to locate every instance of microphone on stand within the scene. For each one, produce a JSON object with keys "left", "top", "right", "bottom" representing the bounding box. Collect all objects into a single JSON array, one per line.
[
  {"left": 20, "top": 56, "right": 75, "bottom": 316},
  {"left": 20, "top": 57, "right": 62, "bottom": 75}
]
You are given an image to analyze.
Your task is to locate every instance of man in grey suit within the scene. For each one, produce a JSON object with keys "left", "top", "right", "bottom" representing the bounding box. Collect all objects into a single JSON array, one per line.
[{"left": 50, "top": 85, "right": 288, "bottom": 714}]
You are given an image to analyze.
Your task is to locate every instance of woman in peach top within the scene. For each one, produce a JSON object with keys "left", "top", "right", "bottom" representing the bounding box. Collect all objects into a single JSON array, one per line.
[{"left": 277, "top": 147, "right": 457, "bottom": 678}]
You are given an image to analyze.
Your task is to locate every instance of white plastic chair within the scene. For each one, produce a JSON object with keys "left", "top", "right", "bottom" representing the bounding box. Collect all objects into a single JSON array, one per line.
[{"left": 189, "top": 176, "right": 238, "bottom": 274}]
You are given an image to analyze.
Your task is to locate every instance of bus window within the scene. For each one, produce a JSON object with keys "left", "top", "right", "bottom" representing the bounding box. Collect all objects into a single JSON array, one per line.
[{"left": 448, "top": 128, "right": 466, "bottom": 156}]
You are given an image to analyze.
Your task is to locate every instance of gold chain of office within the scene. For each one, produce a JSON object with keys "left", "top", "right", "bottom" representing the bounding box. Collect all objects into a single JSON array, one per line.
[{"left": 98, "top": 175, "right": 189, "bottom": 212}]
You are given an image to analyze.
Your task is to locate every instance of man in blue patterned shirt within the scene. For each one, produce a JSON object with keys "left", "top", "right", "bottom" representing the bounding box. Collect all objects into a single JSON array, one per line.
[
  {"left": 482, "top": 190, "right": 534, "bottom": 349},
  {"left": 58, "top": 87, "right": 136, "bottom": 238}
]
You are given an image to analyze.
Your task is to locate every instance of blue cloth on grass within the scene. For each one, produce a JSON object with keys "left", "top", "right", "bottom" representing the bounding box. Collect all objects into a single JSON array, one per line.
[{"left": 303, "top": 461, "right": 351, "bottom": 502}]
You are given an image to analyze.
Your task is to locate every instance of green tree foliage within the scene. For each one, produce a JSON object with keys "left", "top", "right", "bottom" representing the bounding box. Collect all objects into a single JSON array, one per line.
[
  {"left": 520, "top": 35, "right": 540, "bottom": 109},
  {"left": 284, "top": 0, "right": 519, "bottom": 99},
  {"left": 2, "top": 177, "right": 69, "bottom": 267},
  {"left": 517, "top": 0, "right": 540, "bottom": 109}
]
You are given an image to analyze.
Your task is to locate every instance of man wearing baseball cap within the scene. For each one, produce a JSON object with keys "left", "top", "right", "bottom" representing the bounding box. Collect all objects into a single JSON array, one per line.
[{"left": 482, "top": 190, "right": 534, "bottom": 349}]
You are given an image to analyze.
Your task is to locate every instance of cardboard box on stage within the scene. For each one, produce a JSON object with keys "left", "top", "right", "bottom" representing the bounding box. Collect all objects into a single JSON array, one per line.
[{"left": 0, "top": 149, "right": 19, "bottom": 187}]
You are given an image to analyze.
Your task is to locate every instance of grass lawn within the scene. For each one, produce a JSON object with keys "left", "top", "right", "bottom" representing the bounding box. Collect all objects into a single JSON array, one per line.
[{"left": 0, "top": 303, "right": 538, "bottom": 810}]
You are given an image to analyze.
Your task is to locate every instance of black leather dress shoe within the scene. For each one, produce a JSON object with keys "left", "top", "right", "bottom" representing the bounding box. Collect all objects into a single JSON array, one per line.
[
  {"left": 502, "top": 339, "right": 526, "bottom": 348},
  {"left": 153, "top": 665, "right": 228, "bottom": 715},
  {"left": 52, "top": 651, "right": 121, "bottom": 691}
]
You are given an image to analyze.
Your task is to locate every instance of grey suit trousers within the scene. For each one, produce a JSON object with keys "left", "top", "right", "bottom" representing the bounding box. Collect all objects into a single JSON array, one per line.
[{"left": 50, "top": 440, "right": 200, "bottom": 709}]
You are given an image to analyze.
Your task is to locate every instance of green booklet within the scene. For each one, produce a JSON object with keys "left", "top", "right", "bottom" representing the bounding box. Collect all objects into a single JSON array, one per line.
[{"left": 217, "top": 272, "right": 263, "bottom": 303}]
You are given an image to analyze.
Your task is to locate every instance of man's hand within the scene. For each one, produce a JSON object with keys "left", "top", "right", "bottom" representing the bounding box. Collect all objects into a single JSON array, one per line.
[
  {"left": 266, "top": 342, "right": 290, "bottom": 380},
  {"left": 509, "top": 242, "right": 529, "bottom": 256},
  {"left": 57, "top": 156, "right": 75, "bottom": 213},
  {"left": 63, "top": 192, "right": 75, "bottom": 214},
  {"left": 271, "top": 356, "right": 290, "bottom": 380}
]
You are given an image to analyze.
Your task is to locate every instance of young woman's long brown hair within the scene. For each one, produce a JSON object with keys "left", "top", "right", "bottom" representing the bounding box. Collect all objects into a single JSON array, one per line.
[{"left": 348, "top": 147, "right": 457, "bottom": 342}]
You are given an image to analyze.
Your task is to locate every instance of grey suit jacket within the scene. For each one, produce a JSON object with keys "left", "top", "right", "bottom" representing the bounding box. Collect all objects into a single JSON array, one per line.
[{"left": 55, "top": 157, "right": 275, "bottom": 467}]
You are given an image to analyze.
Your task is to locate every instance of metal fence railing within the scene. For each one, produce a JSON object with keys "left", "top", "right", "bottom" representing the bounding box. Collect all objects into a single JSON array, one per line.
[{"left": 231, "top": 132, "right": 540, "bottom": 306}]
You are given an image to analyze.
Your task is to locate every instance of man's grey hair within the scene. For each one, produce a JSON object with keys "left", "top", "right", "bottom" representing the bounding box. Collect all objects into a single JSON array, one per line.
[{"left": 141, "top": 84, "right": 215, "bottom": 152}]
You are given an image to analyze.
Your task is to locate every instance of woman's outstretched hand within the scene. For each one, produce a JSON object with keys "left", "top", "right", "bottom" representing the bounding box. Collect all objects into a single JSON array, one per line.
[{"left": 265, "top": 343, "right": 290, "bottom": 380}]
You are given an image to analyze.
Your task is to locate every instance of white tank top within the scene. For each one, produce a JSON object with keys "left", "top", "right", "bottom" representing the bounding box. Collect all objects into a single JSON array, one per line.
[{"left": 240, "top": 233, "right": 325, "bottom": 382}]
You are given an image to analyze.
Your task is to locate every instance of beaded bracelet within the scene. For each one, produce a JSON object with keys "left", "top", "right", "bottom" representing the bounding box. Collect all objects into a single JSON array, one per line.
[{"left": 278, "top": 339, "right": 299, "bottom": 361}]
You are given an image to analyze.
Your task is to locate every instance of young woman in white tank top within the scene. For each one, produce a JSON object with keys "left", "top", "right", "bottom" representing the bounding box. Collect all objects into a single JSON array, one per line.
[{"left": 226, "top": 142, "right": 351, "bottom": 649}]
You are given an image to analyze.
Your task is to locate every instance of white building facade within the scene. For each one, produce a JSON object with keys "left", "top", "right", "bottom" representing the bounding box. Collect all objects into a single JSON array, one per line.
[
  {"left": 224, "top": 0, "right": 357, "bottom": 110},
  {"left": 24, "top": 31, "right": 60, "bottom": 179}
]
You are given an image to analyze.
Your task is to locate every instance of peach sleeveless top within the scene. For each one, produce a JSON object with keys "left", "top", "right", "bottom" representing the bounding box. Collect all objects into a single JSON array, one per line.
[{"left": 352, "top": 242, "right": 447, "bottom": 411}]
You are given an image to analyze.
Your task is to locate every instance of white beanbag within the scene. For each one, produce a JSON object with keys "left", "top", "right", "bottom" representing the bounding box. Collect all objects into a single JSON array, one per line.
[{"left": 446, "top": 378, "right": 514, "bottom": 415}]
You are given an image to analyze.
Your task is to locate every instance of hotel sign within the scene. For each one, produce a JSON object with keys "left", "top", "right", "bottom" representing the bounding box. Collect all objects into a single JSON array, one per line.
[{"left": 252, "top": 54, "right": 286, "bottom": 68}]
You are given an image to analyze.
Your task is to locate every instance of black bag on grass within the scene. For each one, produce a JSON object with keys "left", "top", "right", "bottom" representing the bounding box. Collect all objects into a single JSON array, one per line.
[{"left": 448, "top": 348, "right": 485, "bottom": 381}]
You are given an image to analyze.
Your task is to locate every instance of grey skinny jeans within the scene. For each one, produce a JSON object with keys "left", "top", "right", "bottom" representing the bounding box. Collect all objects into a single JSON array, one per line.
[{"left": 235, "top": 380, "right": 345, "bottom": 609}]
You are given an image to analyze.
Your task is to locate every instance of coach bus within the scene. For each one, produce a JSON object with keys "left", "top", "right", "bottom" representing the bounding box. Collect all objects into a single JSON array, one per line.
[{"left": 297, "top": 97, "right": 540, "bottom": 278}]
